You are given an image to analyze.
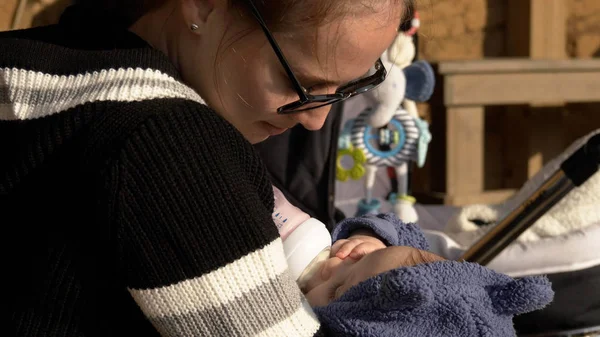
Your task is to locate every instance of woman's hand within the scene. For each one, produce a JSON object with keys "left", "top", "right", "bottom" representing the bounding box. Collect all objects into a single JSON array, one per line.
[{"left": 330, "top": 229, "right": 387, "bottom": 260}]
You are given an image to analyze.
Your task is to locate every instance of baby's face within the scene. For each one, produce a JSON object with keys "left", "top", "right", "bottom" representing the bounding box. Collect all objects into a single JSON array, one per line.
[{"left": 303, "top": 246, "right": 444, "bottom": 307}]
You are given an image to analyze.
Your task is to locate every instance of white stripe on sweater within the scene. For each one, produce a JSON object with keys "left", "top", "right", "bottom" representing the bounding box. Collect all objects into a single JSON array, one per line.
[
  {"left": 130, "top": 239, "right": 295, "bottom": 318},
  {"left": 130, "top": 238, "right": 320, "bottom": 336},
  {"left": 0, "top": 67, "right": 204, "bottom": 120},
  {"left": 256, "top": 300, "right": 321, "bottom": 337}
]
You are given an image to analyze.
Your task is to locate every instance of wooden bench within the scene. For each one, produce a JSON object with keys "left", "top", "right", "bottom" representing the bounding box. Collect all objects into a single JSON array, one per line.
[{"left": 421, "top": 59, "right": 600, "bottom": 206}]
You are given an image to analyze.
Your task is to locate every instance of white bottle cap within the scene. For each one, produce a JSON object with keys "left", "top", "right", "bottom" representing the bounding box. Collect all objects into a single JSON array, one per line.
[{"left": 283, "top": 218, "right": 332, "bottom": 282}]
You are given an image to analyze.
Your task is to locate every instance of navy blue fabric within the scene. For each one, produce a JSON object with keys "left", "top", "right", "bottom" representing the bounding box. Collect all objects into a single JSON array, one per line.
[
  {"left": 320, "top": 213, "right": 554, "bottom": 337},
  {"left": 403, "top": 60, "right": 435, "bottom": 102},
  {"left": 332, "top": 213, "right": 429, "bottom": 249}
]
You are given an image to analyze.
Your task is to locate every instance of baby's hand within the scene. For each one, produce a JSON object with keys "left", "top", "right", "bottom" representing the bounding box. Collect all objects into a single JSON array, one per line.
[{"left": 331, "top": 229, "right": 386, "bottom": 260}]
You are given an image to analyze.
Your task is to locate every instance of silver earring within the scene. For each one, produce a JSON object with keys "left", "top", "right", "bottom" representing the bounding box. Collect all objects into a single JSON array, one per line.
[{"left": 191, "top": 24, "right": 199, "bottom": 31}]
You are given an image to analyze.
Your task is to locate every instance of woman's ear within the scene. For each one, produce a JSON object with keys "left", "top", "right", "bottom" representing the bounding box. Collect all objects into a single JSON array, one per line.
[{"left": 181, "top": 0, "right": 216, "bottom": 33}]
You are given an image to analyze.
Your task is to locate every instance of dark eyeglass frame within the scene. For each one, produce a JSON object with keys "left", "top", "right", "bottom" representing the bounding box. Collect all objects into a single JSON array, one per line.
[{"left": 244, "top": 0, "right": 388, "bottom": 114}]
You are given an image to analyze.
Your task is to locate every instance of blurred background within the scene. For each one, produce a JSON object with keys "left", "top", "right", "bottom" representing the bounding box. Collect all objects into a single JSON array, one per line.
[
  {"left": 3, "top": 0, "right": 599, "bottom": 209},
  {"left": 3, "top": 1, "right": 600, "bottom": 335}
]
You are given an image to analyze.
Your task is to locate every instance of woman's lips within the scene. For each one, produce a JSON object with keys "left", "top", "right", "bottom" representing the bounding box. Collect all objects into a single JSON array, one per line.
[{"left": 262, "top": 122, "right": 288, "bottom": 136}]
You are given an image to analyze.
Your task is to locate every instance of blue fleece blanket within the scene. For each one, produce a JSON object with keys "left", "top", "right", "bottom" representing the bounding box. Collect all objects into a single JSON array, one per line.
[{"left": 313, "top": 213, "right": 554, "bottom": 337}]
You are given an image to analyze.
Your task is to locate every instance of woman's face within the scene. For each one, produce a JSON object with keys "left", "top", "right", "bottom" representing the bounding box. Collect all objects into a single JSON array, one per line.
[{"left": 173, "top": 2, "right": 403, "bottom": 144}]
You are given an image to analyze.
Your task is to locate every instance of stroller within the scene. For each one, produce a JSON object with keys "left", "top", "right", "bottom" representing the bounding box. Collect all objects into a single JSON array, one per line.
[{"left": 427, "top": 131, "right": 600, "bottom": 337}]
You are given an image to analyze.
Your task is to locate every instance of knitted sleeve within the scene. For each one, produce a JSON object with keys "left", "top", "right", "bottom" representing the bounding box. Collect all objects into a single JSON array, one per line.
[{"left": 111, "top": 101, "right": 323, "bottom": 337}]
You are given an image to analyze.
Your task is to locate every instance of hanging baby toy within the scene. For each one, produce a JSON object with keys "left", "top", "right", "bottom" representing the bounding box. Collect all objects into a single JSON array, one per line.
[{"left": 337, "top": 11, "right": 435, "bottom": 223}]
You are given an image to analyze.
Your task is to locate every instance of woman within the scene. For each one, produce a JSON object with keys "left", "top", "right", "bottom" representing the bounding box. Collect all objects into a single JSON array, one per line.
[{"left": 2, "top": 0, "right": 414, "bottom": 336}]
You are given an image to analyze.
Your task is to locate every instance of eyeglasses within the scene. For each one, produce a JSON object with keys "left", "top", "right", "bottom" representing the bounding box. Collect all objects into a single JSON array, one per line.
[{"left": 244, "top": 0, "right": 388, "bottom": 114}]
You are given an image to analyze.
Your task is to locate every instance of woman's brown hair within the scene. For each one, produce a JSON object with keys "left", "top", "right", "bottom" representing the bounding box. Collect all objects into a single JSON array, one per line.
[
  {"left": 76, "top": 0, "right": 415, "bottom": 31},
  {"left": 77, "top": 0, "right": 415, "bottom": 107}
]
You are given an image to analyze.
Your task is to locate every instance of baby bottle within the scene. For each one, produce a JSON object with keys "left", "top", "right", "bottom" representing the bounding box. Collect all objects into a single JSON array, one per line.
[{"left": 272, "top": 186, "right": 332, "bottom": 288}]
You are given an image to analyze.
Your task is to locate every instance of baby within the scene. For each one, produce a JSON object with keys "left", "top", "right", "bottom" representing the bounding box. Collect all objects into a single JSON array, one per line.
[
  {"left": 305, "top": 213, "right": 555, "bottom": 337},
  {"left": 303, "top": 243, "right": 443, "bottom": 307},
  {"left": 272, "top": 188, "right": 553, "bottom": 336}
]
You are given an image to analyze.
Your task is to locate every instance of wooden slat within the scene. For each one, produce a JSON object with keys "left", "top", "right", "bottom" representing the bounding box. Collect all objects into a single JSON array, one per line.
[
  {"left": 506, "top": 0, "right": 567, "bottom": 59},
  {"left": 414, "top": 189, "right": 517, "bottom": 206},
  {"left": 446, "top": 189, "right": 518, "bottom": 206},
  {"left": 445, "top": 71, "right": 600, "bottom": 106},
  {"left": 504, "top": 0, "right": 568, "bottom": 188},
  {"left": 438, "top": 59, "right": 600, "bottom": 74},
  {"left": 446, "top": 107, "right": 485, "bottom": 196},
  {"left": 529, "top": 0, "right": 567, "bottom": 59}
]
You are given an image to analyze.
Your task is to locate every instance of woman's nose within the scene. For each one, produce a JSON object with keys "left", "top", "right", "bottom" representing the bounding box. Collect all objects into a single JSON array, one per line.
[{"left": 292, "top": 105, "right": 332, "bottom": 131}]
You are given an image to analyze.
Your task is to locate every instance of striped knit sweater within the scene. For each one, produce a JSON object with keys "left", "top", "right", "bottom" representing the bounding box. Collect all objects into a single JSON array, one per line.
[{"left": 2, "top": 5, "right": 323, "bottom": 337}]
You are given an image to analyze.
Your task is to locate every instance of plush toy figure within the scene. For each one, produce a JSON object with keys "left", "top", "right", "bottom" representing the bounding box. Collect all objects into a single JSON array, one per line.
[
  {"left": 365, "top": 34, "right": 414, "bottom": 129},
  {"left": 337, "top": 13, "right": 435, "bottom": 223}
]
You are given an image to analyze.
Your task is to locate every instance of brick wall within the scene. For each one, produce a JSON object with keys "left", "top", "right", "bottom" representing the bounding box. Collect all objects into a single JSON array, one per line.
[
  {"left": 417, "top": 0, "right": 600, "bottom": 61},
  {"left": 417, "top": 0, "right": 507, "bottom": 61},
  {"left": 568, "top": 0, "right": 600, "bottom": 57}
]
